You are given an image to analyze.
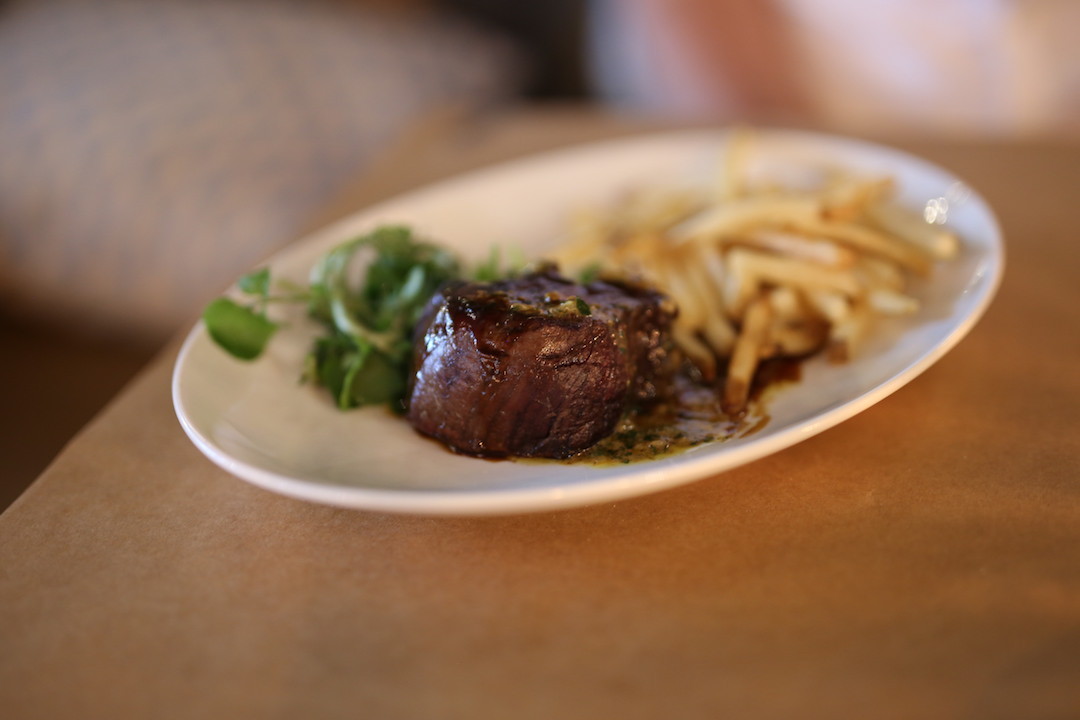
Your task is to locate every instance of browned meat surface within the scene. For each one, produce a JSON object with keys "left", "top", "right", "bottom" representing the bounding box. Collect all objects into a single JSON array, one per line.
[{"left": 406, "top": 266, "right": 676, "bottom": 458}]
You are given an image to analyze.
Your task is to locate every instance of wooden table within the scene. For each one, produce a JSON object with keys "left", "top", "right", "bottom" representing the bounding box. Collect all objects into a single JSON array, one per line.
[{"left": 2, "top": 108, "right": 1078, "bottom": 719}]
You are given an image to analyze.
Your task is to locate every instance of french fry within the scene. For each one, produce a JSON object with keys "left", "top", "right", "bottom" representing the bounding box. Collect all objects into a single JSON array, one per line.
[
  {"left": 699, "top": 245, "right": 730, "bottom": 307},
  {"left": 767, "top": 286, "right": 802, "bottom": 316},
  {"left": 618, "top": 188, "right": 704, "bottom": 235},
  {"left": 726, "top": 248, "right": 864, "bottom": 299},
  {"left": 545, "top": 131, "right": 958, "bottom": 417},
  {"left": 867, "top": 288, "right": 919, "bottom": 315},
  {"left": 720, "top": 249, "right": 761, "bottom": 319},
  {"left": 715, "top": 126, "right": 755, "bottom": 201},
  {"left": 680, "top": 250, "right": 737, "bottom": 355},
  {"left": 672, "top": 196, "right": 823, "bottom": 244},
  {"left": 723, "top": 295, "right": 773, "bottom": 415},
  {"left": 854, "top": 255, "right": 906, "bottom": 292},
  {"left": 612, "top": 231, "right": 665, "bottom": 269},
  {"left": 864, "top": 201, "right": 960, "bottom": 260},
  {"left": 767, "top": 318, "right": 829, "bottom": 357},
  {"left": 730, "top": 229, "right": 856, "bottom": 268},
  {"left": 673, "top": 325, "right": 717, "bottom": 381},
  {"left": 804, "top": 289, "right": 851, "bottom": 325},
  {"left": 654, "top": 257, "right": 703, "bottom": 328},
  {"left": 821, "top": 175, "right": 894, "bottom": 222},
  {"left": 783, "top": 218, "right": 934, "bottom": 275},
  {"left": 763, "top": 288, "right": 829, "bottom": 357},
  {"left": 828, "top": 299, "right": 871, "bottom": 363}
]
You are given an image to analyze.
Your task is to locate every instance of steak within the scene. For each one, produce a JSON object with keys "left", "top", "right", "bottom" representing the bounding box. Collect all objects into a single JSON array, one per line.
[{"left": 406, "top": 265, "right": 676, "bottom": 458}]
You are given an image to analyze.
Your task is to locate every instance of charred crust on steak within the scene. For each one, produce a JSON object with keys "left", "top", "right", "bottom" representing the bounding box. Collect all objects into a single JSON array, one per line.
[{"left": 406, "top": 264, "right": 677, "bottom": 458}]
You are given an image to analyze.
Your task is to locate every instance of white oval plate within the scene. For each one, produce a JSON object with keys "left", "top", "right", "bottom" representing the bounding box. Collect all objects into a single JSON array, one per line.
[{"left": 173, "top": 129, "right": 1003, "bottom": 515}]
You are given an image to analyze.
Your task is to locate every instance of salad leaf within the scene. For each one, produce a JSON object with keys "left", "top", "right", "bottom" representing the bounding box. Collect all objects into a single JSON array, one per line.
[
  {"left": 308, "top": 226, "right": 459, "bottom": 352},
  {"left": 473, "top": 244, "right": 528, "bottom": 282},
  {"left": 202, "top": 297, "right": 278, "bottom": 361},
  {"left": 303, "top": 225, "right": 460, "bottom": 409},
  {"left": 474, "top": 246, "right": 503, "bottom": 282},
  {"left": 204, "top": 225, "right": 528, "bottom": 411},
  {"left": 577, "top": 262, "right": 602, "bottom": 284},
  {"left": 237, "top": 267, "right": 271, "bottom": 298},
  {"left": 308, "top": 334, "right": 405, "bottom": 409}
]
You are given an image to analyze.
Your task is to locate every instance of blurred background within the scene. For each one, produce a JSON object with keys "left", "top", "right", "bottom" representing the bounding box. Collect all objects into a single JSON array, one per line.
[{"left": 2, "top": 0, "right": 1078, "bottom": 508}]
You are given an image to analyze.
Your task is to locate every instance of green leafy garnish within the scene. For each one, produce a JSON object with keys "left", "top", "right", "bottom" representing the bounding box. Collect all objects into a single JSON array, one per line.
[
  {"left": 237, "top": 267, "right": 271, "bottom": 298},
  {"left": 202, "top": 297, "right": 279, "bottom": 361},
  {"left": 472, "top": 244, "right": 527, "bottom": 282},
  {"left": 473, "top": 246, "right": 503, "bottom": 282},
  {"left": 204, "top": 225, "right": 534, "bottom": 411},
  {"left": 577, "top": 262, "right": 602, "bottom": 284},
  {"left": 307, "top": 335, "right": 405, "bottom": 409},
  {"left": 304, "top": 225, "right": 459, "bottom": 410}
]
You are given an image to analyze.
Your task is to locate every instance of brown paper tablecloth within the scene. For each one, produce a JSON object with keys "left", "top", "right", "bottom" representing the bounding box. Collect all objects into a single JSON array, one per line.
[{"left": 2, "top": 108, "right": 1078, "bottom": 720}]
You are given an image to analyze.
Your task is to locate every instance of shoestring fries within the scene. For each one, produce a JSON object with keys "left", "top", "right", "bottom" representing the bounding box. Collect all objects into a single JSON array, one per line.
[{"left": 549, "top": 130, "right": 960, "bottom": 415}]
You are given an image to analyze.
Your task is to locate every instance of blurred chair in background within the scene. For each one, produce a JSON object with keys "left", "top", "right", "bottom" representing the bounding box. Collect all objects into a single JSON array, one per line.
[
  {"left": 0, "top": 0, "right": 523, "bottom": 506},
  {"left": 0, "top": 0, "right": 519, "bottom": 344}
]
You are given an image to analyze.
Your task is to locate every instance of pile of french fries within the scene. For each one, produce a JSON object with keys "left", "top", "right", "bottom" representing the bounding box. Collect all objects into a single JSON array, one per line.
[{"left": 550, "top": 130, "right": 960, "bottom": 415}]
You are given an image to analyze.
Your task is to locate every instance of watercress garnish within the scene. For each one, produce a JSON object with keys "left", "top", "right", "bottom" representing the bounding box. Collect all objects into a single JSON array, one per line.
[
  {"left": 203, "top": 225, "right": 462, "bottom": 411},
  {"left": 202, "top": 267, "right": 279, "bottom": 360}
]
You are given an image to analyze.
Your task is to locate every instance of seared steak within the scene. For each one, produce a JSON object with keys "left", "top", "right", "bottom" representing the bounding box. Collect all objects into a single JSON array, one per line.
[{"left": 406, "top": 266, "right": 676, "bottom": 458}]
